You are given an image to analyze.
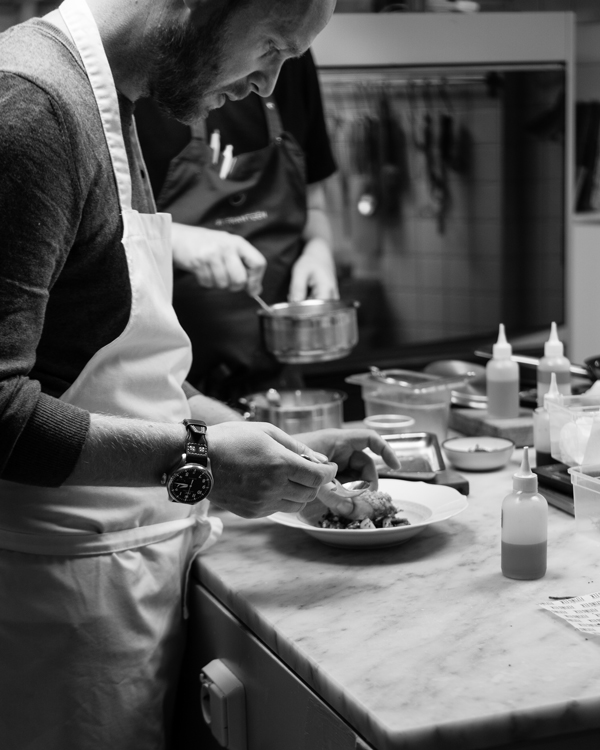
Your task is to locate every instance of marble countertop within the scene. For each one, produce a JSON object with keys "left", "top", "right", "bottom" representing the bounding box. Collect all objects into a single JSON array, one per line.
[{"left": 193, "top": 449, "right": 600, "bottom": 750}]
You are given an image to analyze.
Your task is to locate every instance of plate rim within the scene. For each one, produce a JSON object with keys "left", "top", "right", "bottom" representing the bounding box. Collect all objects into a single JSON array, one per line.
[{"left": 268, "top": 479, "right": 468, "bottom": 541}]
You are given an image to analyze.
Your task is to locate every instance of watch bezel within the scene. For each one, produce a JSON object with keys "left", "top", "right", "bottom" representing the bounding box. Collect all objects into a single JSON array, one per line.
[{"left": 164, "top": 460, "right": 213, "bottom": 505}]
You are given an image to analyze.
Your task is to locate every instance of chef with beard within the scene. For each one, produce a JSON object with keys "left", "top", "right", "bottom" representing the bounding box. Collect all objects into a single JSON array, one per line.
[{"left": 0, "top": 1, "right": 400, "bottom": 748}]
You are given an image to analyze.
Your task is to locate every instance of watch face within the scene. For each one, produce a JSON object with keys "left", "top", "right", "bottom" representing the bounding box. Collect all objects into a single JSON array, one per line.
[{"left": 168, "top": 465, "right": 212, "bottom": 504}]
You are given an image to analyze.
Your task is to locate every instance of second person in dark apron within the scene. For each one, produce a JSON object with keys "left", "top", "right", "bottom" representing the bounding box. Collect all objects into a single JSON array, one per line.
[{"left": 135, "top": 51, "right": 338, "bottom": 402}]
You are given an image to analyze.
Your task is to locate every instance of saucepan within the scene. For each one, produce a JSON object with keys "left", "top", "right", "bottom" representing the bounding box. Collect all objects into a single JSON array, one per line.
[
  {"left": 255, "top": 299, "right": 359, "bottom": 364},
  {"left": 424, "top": 360, "right": 487, "bottom": 409},
  {"left": 239, "top": 388, "right": 347, "bottom": 434}
]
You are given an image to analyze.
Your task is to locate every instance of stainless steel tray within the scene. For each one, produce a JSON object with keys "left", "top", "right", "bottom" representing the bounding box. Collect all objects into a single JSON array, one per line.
[{"left": 372, "top": 432, "right": 445, "bottom": 480}]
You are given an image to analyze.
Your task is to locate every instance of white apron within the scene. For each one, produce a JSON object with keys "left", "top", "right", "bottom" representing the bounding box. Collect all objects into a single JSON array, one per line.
[{"left": 0, "top": 1, "right": 221, "bottom": 748}]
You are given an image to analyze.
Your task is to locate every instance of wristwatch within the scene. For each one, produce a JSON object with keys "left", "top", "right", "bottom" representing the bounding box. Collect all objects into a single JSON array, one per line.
[{"left": 162, "top": 419, "right": 213, "bottom": 504}]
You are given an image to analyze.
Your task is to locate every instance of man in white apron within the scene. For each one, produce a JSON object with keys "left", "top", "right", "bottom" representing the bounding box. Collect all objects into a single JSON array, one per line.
[{"left": 0, "top": 1, "right": 403, "bottom": 748}]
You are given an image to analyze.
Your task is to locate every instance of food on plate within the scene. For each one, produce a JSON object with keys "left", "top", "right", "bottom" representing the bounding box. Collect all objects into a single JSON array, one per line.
[{"left": 318, "top": 489, "right": 410, "bottom": 530}]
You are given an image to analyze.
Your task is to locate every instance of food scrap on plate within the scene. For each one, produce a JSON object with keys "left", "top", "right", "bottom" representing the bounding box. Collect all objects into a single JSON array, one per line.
[{"left": 318, "top": 490, "right": 411, "bottom": 530}]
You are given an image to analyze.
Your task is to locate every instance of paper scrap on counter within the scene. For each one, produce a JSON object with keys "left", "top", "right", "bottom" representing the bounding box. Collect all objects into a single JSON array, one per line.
[{"left": 540, "top": 592, "right": 600, "bottom": 635}]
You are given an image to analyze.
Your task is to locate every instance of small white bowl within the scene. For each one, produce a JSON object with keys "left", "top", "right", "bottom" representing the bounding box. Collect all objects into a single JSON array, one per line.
[
  {"left": 442, "top": 436, "right": 515, "bottom": 471},
  {"left": 363, "top": 414, "right": 416, "bottom": 436}
]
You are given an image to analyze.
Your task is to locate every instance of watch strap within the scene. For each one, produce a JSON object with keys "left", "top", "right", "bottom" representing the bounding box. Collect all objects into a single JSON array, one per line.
[{"left": 183, "top": 419, "right": 209, "bottom": 467}]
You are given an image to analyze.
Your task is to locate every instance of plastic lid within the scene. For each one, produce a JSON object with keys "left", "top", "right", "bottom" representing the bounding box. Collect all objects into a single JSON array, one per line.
[
  {"left": 544, "top": 321, "right": 564, "bottom": 357},
  {"left": 513, "top": 447, "right": 538, "bottom": 493},
  {"left": 543, "top": 372, "right": 563, "bottom": 407},
  {"left": 492, "top": 323, "right": 512, "bottom": 359}
]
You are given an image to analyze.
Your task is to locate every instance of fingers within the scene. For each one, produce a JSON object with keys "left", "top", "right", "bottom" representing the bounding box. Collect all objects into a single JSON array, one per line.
[
  {"left": 206, "top": 422, "right": 340, "bottom": 518},
  {"left": 288, "top": 451, "right": 337, "bottom": 488},
  {"left": 236, "top": 241, "right": 266, "bottom": 295},
  {"left": 364, "top": 433, "right": 401, "bottom": 470},
  {"left": 288, "top": 269, "right": 309, "bottom": 303},
  {"left": 191, "top": 234, "right": 266, "bottom": 292},
  {"left": 306, "top": 268, "right": 340, "bottom": 301},
  {"left": 344, "top": 450, "right": 379, "bottom": 486},
  {"left": 316, "top": 486, "right": 354, "bottom": 517}
]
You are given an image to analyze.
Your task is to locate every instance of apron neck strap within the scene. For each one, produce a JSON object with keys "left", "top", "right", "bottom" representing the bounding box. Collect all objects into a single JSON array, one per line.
[
  {"left": 59, "top": 0, "right": 132, "bottom": 211},
  {"left": 190, "top": 95, "right": 284, "bottom": 142}
]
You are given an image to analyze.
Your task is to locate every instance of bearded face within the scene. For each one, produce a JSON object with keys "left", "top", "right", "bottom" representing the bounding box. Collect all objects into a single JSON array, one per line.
[
  {"left": 148, "top": 3, "right": 238, "bottom": 124},
  {"left": 146, "top": 0, "right": 334, "bottom": 125}
]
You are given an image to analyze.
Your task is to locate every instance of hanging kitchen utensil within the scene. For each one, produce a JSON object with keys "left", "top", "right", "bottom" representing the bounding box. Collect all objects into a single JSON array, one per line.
[
  {"left": 436, "top": 78, "right": 454, "bottom": 233},
  {"left": 357, "top": 114, "right": 381, "bottom": 217},
  {"left": 378, "top": 89, "right": 404, "bottom": 221},
  {"left": 411, "top": 79, "right": 443, "bottom": 223}
]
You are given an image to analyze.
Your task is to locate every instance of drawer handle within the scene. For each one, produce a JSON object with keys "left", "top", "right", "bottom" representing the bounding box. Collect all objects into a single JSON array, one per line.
[{"left": 200, "top": 659, "right": 247, "bottom": 749}]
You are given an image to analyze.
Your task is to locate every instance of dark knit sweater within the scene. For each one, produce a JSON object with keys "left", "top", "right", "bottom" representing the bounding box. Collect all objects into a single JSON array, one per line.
[{"left": 0, "top": 19, "right": 155, "bottom": 487}]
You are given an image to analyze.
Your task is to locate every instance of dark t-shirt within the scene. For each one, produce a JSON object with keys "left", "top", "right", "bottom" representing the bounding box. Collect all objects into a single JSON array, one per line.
[{"left": 135, "top": 50, "right": 336, "bottom": 200}]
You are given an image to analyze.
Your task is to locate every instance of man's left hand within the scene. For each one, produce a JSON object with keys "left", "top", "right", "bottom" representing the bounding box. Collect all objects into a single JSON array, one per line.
[{"left": 288, "top": 238, "right": 339, "bottom": 301}]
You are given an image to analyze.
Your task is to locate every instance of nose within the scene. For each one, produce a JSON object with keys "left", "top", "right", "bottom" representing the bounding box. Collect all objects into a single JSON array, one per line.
[{"left": 249, "top": 60, "right": 284, "bottom": 98}]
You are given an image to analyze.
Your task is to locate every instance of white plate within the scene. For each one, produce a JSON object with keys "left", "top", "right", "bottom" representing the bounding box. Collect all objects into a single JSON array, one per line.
[{"left": 268, "top": 479, "right": 468, "bottom": 549}]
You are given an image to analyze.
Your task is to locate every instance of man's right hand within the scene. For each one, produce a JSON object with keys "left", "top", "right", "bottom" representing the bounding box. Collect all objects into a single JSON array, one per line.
[
  {"left": 171, "top": 222, "right": 266, "bottom": 296},
  {"left": 207, "top": 422, "right": 338, "bottom": 517}
]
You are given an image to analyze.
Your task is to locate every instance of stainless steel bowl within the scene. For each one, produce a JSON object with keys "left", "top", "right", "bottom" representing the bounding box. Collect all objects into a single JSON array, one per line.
[{"left": 257, "top": 299, "right": 359, "bottom": 364}]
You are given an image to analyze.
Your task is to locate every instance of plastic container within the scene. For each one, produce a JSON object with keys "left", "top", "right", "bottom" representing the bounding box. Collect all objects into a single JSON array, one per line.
[
  {"left": 537, "top": 322, "right": 571, "bottom": 406},
  {"left": 486, "top": 324, "right": 520, "bottom": 419},
  {"left": 501, "top": 447, "right": 548, "bottom": 580},
  {"left": 346, "top": 370, "right": 453, "bottom": 443},
  {"left": 547, "top": 394, "right": 600, "bottom": 466},
  {"left": 363, "top": 414, "right": 416, "bottom": 435},
  {"left": 568, "top": 464, "right": 600, "bottom": 540},
  {"left": 533, "top": 373, "right": 561, "bottom": 467}
]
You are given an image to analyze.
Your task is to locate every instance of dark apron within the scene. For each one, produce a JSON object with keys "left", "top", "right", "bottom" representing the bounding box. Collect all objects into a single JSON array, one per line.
[{"left": 157, "top": 98, "right": 307, "bottom": 399}]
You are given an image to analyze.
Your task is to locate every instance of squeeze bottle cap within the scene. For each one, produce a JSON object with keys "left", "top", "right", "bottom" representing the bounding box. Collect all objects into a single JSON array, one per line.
[
  {"left": 543, "top": 372, "right": 563, "bottom": 408},
  {"left": 544, "top": 321, "right": 564, "bottom": 357},
  {"left": 492, "top": 323, "right": 512, "bottom": 359},
  {"left": 513, "top": 447, "right": 537, "bottom": 493}
]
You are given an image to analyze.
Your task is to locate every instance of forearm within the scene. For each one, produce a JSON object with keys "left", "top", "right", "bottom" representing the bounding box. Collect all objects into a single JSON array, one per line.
[
  {"left": 65, "top": 413, "right": 186, "bottom": 487},
  {"left": 65, "top": 393, "right": 244, "bottom": 486},
  {"left": 301, "top": 183, "right": 337, "bottom": 283},
  {"left": 188, "top": 393, "right": 245, "bottom": 424},
  {"left": 303, "top": 182, "right": 333, "bottom": 248}
]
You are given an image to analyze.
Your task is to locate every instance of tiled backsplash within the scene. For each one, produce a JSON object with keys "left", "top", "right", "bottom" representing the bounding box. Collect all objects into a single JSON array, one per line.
[{"left": 320, "top": 69, "right": 565, "bottom": 348}]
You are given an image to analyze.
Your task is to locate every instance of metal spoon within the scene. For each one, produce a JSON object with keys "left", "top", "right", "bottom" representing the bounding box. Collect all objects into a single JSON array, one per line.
[
  {"left": 300, "top": 453, "right": 371, "bottom": 498},
  {"left": 252, "top": 293, "right": 272, "bottom": 314},
  {"left": 327, "top": 479, "right": 371, "bottom": 498}
]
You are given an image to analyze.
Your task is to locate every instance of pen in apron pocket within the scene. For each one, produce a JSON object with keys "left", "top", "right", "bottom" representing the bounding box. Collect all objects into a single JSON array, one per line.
[
  {"left": 209, "top": 129, "right": 220, "bottom": 165},
  {"left": 219, "top": 144, "right": 234, "bottom": 179}
]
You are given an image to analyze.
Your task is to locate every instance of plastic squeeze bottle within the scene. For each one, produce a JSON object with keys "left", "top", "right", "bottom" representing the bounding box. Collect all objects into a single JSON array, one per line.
[
  {"left": 486, "top": 323, "right": 520, "bottom": 419},
  {"left": 533, "top": 372, "right": 561, "bottom": 467},
  {"left": 501, "top": 447, "right": 548, "bottom": 580},
  {"left": 537, "top": 322, "right": 571, "bottom": 406}
]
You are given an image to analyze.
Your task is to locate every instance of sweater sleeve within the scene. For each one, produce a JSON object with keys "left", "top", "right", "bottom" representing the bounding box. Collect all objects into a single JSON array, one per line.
[{"left": 0, "top": 73, "right": 90, "bottom": 486}]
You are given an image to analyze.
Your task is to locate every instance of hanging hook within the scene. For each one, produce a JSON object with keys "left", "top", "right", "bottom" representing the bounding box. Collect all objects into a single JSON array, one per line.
[{"left": 439, "top": 77, "right": 453, "bottom": 115}]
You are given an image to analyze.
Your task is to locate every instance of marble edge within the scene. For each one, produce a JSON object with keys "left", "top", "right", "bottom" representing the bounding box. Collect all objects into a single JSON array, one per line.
[{"left": 193, "top": 561, "right": 600, "bottom": 749}]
